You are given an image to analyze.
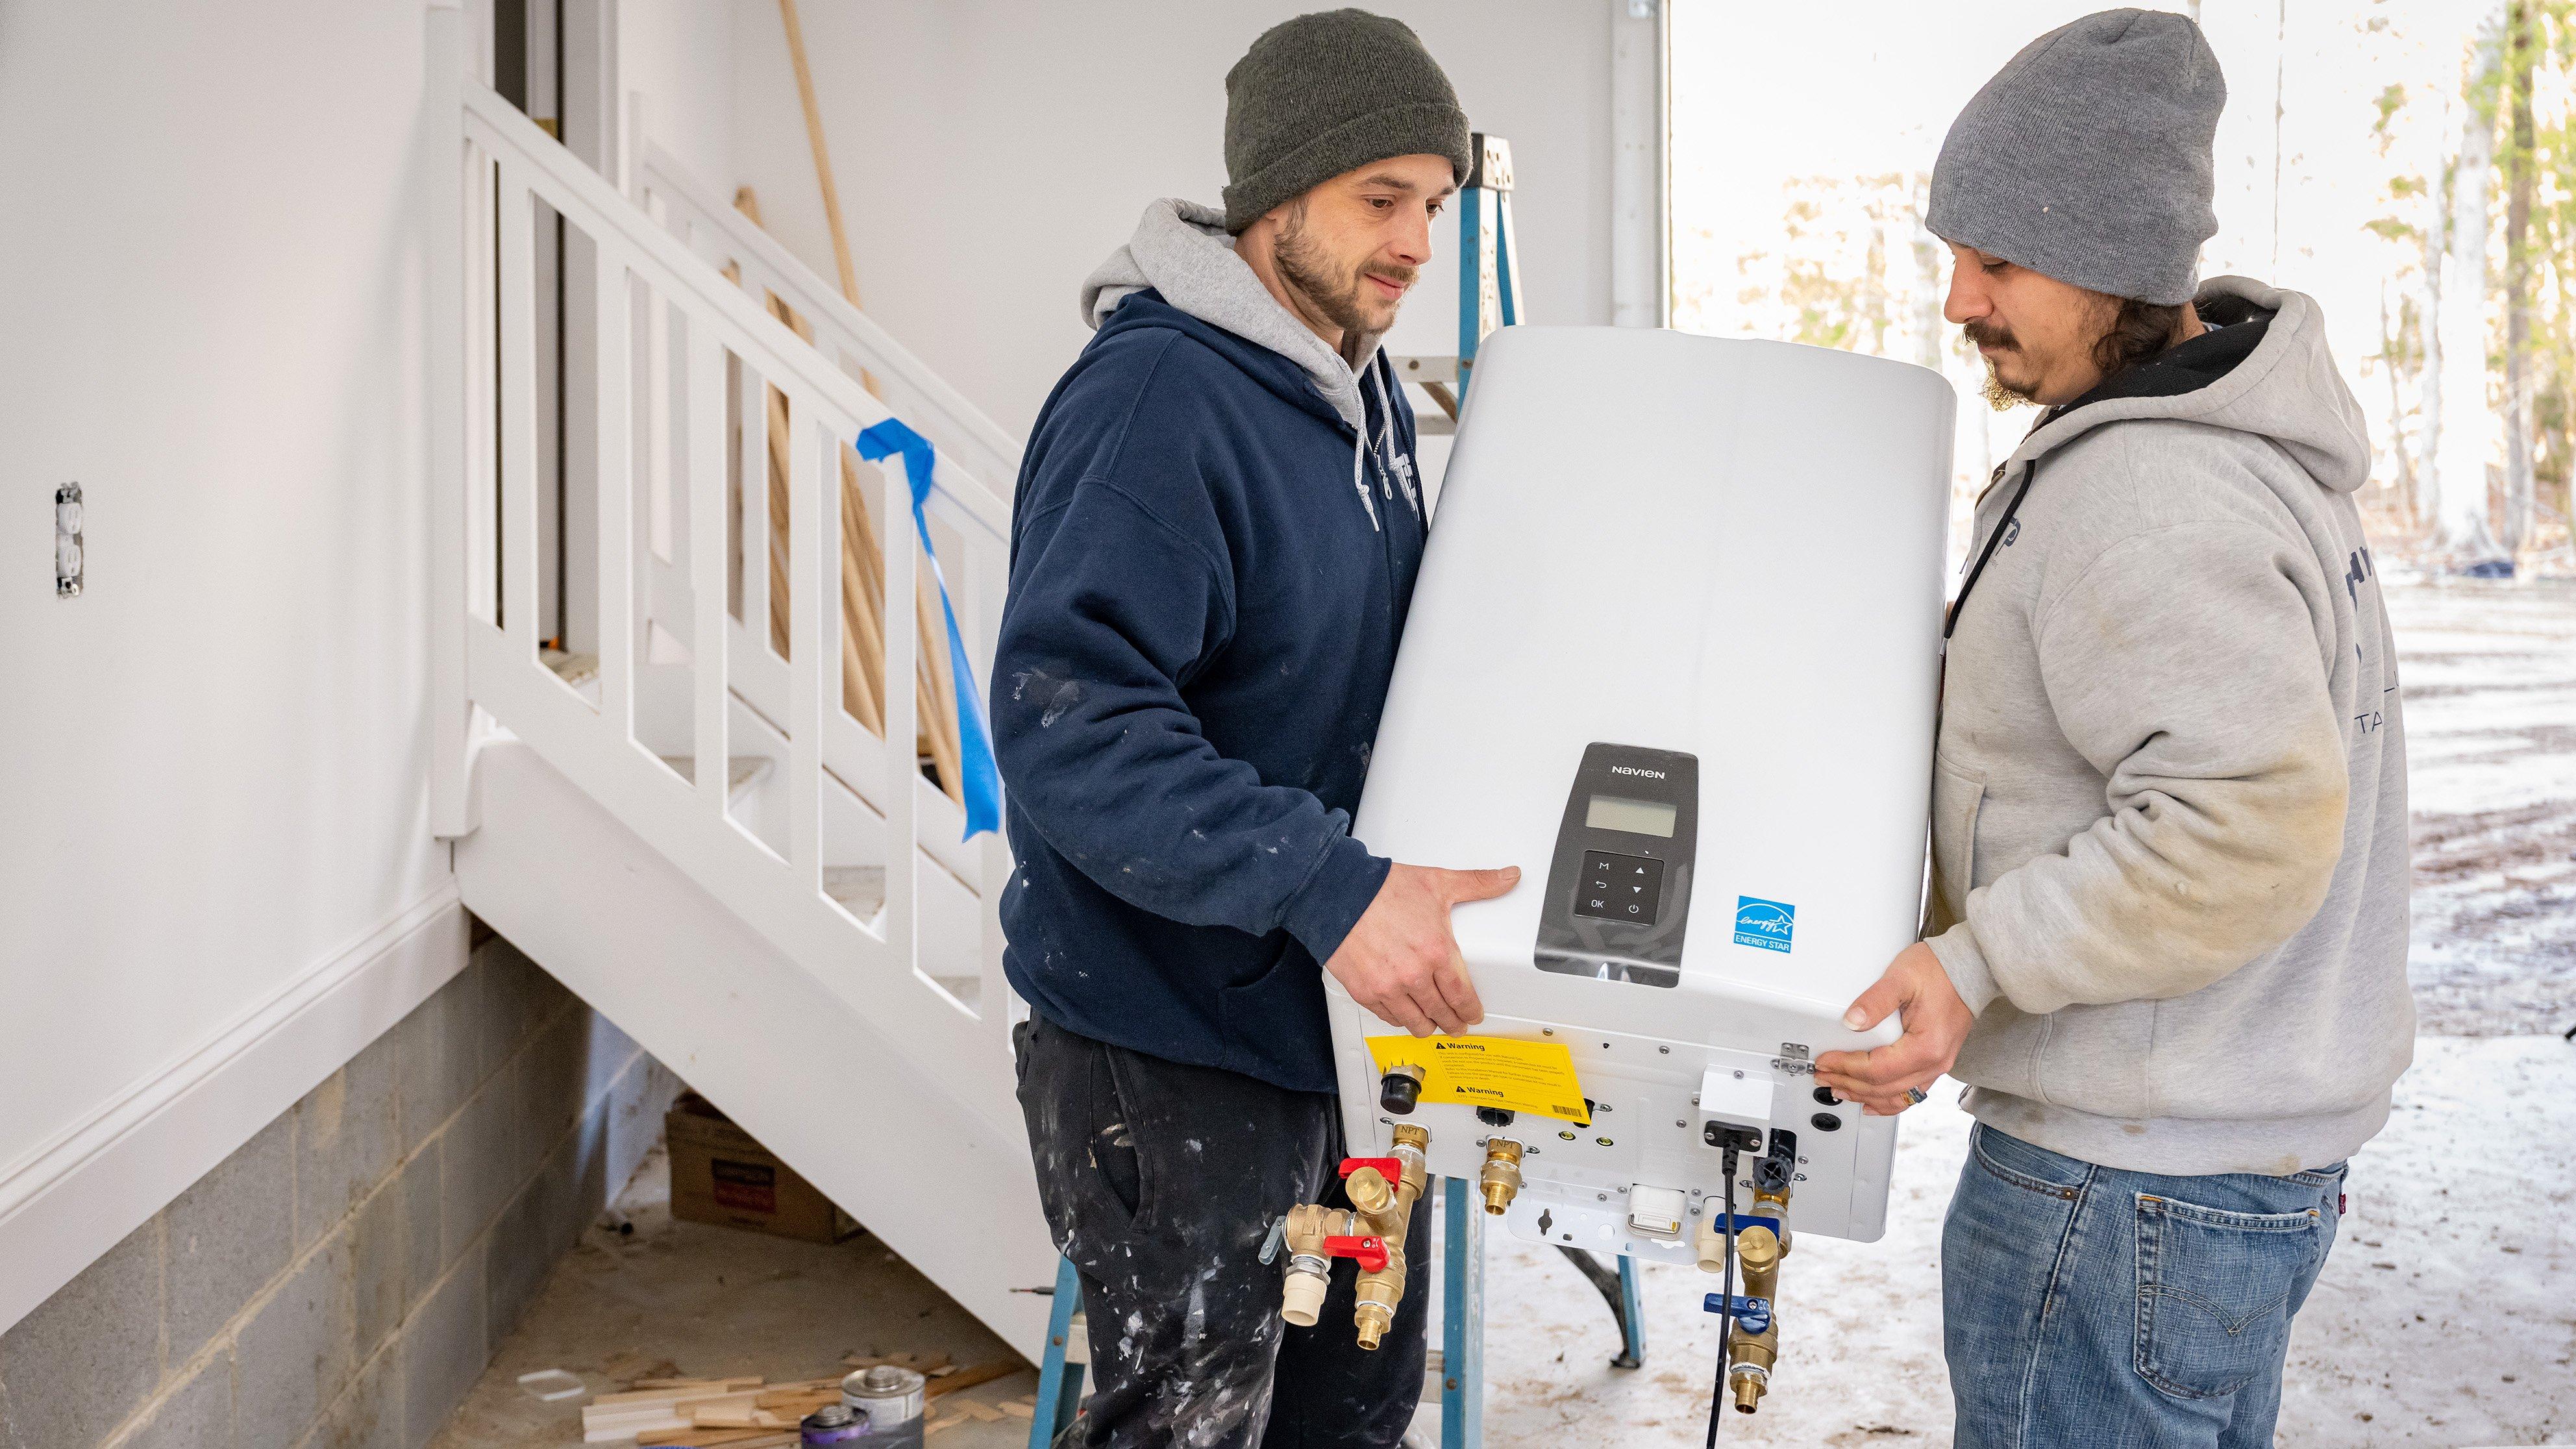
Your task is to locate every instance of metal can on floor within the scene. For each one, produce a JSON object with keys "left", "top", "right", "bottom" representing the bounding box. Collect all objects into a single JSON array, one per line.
[
  {"left": 840, "top": 1364, "right": 926, "bottom": 1446},
  {"left": 800, "top": 1404, "right": 871, "bottom": 1446}
]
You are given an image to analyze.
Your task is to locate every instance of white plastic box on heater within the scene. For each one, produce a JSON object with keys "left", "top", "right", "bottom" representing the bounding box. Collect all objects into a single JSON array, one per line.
[{"left": 1337, "top": 325, "right": 1955, "bottom": 1261}]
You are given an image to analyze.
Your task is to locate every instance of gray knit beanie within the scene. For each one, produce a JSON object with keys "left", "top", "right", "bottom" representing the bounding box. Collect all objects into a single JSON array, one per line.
[
  {"left": 1221, "top": 9, "right": 1473, "bottom": 234},
  {"left": 1926, "top": 8, "right": 2225, "bottom": 305}
]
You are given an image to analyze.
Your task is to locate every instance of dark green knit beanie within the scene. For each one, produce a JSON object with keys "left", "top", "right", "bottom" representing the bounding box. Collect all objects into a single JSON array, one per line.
[{"left": 1221, "top": 9, "right": 1472, "bottom": 234}]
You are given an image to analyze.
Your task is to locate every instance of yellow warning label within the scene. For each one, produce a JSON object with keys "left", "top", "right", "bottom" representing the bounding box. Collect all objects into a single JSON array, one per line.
[{"left": 1366, "top": 1035, "right": 1592, "bottom": 1125}]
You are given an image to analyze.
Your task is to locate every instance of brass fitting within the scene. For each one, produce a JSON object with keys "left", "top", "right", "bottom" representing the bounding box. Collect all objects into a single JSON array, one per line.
[
  {"left": 1728, "top": 1346, "right": 1774, "bottom": 1414},
  {"left": 1352, "top": 1125, "right": 1429, "bottom": 1349},
  {"left": 1724, "top": 1184, "right": 1793, "bottom": 1414},
  {"left": 1351, "top": 1238, "right": 1407, "bottom": 1350},
  {"left": 1346, "top": 1166, "right": 1396, "bottom": 1217},
  {"left": 1274, "top": 1126, "right": 1431, "bottom": 1346},
  {"left": 1478, "top": 1139, "right": 1525, "bottom": 1215},
  {"left": 1734, "top": 1222, "right": 1781, "bottom": 1280},
  {"left": 1389, "top": 1124, "right": 1431, "bottom": 1191},
  {"left": 1278, "top": 1202, "right": 1354, "bottom": 1328}
]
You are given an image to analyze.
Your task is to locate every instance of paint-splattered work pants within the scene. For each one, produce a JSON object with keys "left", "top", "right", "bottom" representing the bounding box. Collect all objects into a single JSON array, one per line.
[{"left": 1015, "top": 1014, "right": 1431, "bottom": 1448}]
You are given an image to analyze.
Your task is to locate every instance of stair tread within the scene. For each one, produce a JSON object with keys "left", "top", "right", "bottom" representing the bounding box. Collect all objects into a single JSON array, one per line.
[
  {"left": 541, "top": 647, "right": 599, "bottom": 687},
  {"left": 823, "top": 865, "right": 886, "bottom": 915},
  {"left": 660, "top": 754, "right": 772, "bottom": 792},
  {"left": 818, "top": 868, "right": 978, "bottom": 1000}
]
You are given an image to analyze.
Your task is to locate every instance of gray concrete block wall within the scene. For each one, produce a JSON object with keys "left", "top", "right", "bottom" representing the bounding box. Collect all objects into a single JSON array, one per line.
[{"left": 0, "top": 928, "right": 685, "bottom": 1449}]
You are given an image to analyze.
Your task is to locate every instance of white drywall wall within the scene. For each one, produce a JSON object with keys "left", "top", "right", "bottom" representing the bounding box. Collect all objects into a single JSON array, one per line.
[
  {"left": 721, "top": 1, "right": 1622, "bottom": 438},
  {"left": 0, "top": 0, "right": 453, "bottom": 1304},
  {"left": 624, "top": 0, "right": 735, "bottom": 201}
]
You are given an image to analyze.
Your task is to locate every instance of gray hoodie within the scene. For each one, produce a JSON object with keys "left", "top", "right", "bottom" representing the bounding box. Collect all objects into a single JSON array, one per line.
[
  {"left": 1927, "top": 276, "right": 2412, "bottom": 1177},
  {"left": 1080, "top": 199, "right": 1419, "bottom": 528}
]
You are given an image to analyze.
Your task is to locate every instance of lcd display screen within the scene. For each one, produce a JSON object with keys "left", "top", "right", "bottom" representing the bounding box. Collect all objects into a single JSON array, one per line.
[{"left": 1585, "top": 794, "right": 1678, "bottom": 837}]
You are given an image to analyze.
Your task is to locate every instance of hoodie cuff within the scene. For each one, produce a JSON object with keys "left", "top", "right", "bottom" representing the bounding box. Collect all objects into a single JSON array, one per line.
[
  {"left": 1282, "top": 833, "right": 1393, "bottom": 968},
  {"left": 1927, "top": 923, "right": 2001, "bottom": 1018}
]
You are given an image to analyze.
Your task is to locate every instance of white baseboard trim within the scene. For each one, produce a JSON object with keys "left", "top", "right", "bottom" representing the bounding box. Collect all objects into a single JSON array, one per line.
[{"left": 0, "top": 886, "right": 470, "bottom": 1334}]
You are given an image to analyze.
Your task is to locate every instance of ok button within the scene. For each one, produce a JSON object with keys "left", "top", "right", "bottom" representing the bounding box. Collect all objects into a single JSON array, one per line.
[{"left": 1576, "top": 850, "right": 1665, "bottom": 923}]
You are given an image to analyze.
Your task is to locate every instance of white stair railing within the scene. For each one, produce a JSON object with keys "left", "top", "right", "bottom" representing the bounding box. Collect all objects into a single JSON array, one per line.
[
  {"left": 634, "top": 137, "right": 1023, "bottom": 498},
  {"left": 622, "top": 136, "right": 1020, "bottom": 904},
  {"left": 426, "top": 16, "right": 1022, "bottom": 1145}
]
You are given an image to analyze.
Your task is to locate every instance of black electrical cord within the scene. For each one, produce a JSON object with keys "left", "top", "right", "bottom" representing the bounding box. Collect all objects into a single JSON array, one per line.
[{"left": 1705, "top": 1153, "right": 1739, "bottom": 1447}]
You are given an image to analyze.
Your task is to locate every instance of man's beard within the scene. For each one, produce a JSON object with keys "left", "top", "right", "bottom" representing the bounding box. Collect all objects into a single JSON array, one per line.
[
  {"left": 1966, "top": 317, "right": 2037, "bottom": 410},
  {"left": 1275, "top": 206, "right": 1415, "bottom": 341},
  {"left": 1981, "top": 368, "right": 2033, "bottom": 410}
]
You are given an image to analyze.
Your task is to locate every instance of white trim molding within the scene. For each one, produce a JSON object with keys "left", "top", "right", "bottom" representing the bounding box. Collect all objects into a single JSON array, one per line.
[
  {"left": 1609, "top": 0, "right": 1671, "bottom": 328},
  {"left": 0, "top": 889, "right": 469, "bottom": 1334}
]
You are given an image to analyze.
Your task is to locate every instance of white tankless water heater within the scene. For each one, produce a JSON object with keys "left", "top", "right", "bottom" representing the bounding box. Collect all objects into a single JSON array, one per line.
[{"left": 1336, "top": 326, "right": 1954, "bottom": 1272}]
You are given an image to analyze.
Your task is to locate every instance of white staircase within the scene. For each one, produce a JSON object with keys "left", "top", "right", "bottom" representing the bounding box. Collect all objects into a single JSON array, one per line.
[{"left": 421, "top": 14, "right": 1054, "bottom": 1356}]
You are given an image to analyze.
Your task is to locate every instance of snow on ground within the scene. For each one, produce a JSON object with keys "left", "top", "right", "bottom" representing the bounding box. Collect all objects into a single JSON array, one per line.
[
  {"left": 2393, "top": 579, "right": 2576, "bottom": 1037},
  {"left": 1470, "top": 580, "right": 2576, "bottom": 1448}
]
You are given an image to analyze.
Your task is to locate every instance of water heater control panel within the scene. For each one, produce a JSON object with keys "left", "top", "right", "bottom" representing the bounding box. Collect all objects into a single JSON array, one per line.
[{"left": 1535, "top": 743, "right": 1698, "bottom": 987}]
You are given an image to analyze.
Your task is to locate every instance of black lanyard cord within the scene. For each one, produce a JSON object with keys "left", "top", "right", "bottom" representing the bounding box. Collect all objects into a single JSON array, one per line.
[{"left": 1943, "top": 458, "right": 2042, "bottom": 649}]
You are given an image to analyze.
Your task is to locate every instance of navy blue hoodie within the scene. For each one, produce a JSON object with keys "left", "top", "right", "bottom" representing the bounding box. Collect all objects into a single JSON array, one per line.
[{"left": 991, "top": 206, "right": 1428, "bottom": 1094}]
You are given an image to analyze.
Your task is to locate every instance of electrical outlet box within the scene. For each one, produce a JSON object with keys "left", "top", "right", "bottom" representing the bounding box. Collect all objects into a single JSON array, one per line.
[{"left": 55, "top": 482, "right": 83, "bottom": 597}]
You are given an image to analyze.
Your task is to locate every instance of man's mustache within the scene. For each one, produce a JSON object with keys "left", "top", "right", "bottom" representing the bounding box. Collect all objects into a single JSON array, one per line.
[
  {"left": 1361, "top": 263, "right": 1418, "bottom": 290},
  {"left": 1963, "top": 318, "right": 2016, "bottom": 351}
]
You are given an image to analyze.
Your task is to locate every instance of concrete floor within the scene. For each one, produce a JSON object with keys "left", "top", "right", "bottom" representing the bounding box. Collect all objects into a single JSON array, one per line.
[
  {"left": 426, "top": 1145, "right": 1037, "bottom": 1449},
  {"left": 438, "top": 1039, "right": 2574, "bottom": 1449}
]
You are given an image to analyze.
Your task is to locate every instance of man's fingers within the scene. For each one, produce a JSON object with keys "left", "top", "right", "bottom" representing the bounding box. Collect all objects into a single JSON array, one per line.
[
  {"left": 1431, "top": 948, "right": 1485, "bottom": 1030},
  {"left": 1865, "top": 1029, "right": 1953, "bottom": 1084},
  {"left": 1444, "top": 865, "right": 1522, "bottom": 904},
  {"left": 1401, "top": 949, "right": 1469, "bottom": 1036},
  {"left": 1370, "top": 989, "right": 1438, "bottom": 1038},
  {"left": 1840, "top": 969, "right": 1910, "bottom": 1035},
  {"left": 1817, "top": 1059, "right": 1944, "bottom": 1112},
  {"left": 1412, "top": 979, "right": 1469, "bottom": 1037},
  {"left": 1815, "top": 1049, "right": 1935, "bottom": 1095}
]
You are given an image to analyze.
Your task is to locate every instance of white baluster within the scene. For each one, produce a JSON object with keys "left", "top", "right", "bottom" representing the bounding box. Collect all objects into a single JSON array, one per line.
[
  {"left": 496, "top": 162, "right": 541, "bottom": 660},
  {"left": 740, "top": 354, "right": 772, "bottom": 663},
  {"left": 880, "top": 449, "right": 918, "bottom": 968},
  {"left": 686, "top": 321, "right": 729, "bottom": 816},
  {"left": 787, "top": 397, "right": 824, "bottom": 894},
  {"left": 595, "top": 245, "right": 636, "bottom": 738}
]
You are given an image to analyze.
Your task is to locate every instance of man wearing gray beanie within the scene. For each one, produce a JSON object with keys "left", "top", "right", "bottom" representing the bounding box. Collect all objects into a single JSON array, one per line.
[
  {"left": 1814, "top": 10, "right": 2410, "bottom": 1446},
  {"left": 993, "top": 10, "right": 1502, "bottom": 1447}
]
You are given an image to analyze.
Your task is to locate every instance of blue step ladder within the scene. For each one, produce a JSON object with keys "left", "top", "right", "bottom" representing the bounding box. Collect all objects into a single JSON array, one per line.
[{"left": 1026, "top": 134, "right": 1644, "bottom": 1449}]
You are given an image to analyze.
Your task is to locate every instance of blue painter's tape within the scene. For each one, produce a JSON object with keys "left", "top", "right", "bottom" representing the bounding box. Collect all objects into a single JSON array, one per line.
[
  {"left": 1734, "top": 896, "right": 1796, "bottom": 953},
  {"left": 853, "top": 419, "right": 1003, "bottom": 840}
]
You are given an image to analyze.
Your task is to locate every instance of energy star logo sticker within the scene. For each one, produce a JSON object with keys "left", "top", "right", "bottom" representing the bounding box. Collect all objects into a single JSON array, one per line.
[{"left": 1734, "top": 897, "right": 1796, "bottom": 953}]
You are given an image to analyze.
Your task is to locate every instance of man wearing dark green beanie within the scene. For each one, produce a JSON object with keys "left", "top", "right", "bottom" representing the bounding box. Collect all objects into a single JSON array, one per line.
[{"left": 991, "top": 10, "right": 1509, "bottom": 1447}]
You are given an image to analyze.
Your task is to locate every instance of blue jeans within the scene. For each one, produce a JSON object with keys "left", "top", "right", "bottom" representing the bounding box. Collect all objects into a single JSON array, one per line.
[{"left": 1942, "top": 1123, "right": 2346, "bottom": 1448}]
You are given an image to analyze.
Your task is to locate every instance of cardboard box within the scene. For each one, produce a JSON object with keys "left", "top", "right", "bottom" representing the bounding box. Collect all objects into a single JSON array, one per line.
[{"left": 665, "top": 1094, "right": 861, "bottom": 1244}]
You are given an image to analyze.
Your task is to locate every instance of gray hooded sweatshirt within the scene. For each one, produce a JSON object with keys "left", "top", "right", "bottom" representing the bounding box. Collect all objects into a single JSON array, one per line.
[
  {"left": 1079, "top": 198, "right": 1420, "bottom": 528},
  {"left": 1928, "top": 276, "right": 2412, "bottom": 1178}
]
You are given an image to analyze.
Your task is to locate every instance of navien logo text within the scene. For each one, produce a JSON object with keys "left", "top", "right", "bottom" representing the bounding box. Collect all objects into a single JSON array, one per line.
[{"left": 1609, "top": 765, "right": 1665, "bottom": 779}]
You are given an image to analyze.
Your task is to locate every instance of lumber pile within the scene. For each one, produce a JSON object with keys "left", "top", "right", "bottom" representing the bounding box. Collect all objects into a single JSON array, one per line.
[
  {"left": 581, "top": 1376, "right": 834, "bottom": 1443},
  {"left": 581, "top": 1358, "right": 1035, "bottom": 1443}
]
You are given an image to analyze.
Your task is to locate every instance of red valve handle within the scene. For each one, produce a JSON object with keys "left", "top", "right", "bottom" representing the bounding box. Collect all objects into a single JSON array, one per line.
[
  {"left": 1339, "top": 1156, "right": 1403, "bottom": 1184},
  {"left": 1322, "top": 1235, "right": 1390, "bottom": 1272}
]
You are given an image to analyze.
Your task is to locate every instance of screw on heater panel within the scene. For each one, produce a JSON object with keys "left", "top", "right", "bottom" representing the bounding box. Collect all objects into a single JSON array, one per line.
[{"left": 55, "top": 483, "right": 84, "bottom": 596}]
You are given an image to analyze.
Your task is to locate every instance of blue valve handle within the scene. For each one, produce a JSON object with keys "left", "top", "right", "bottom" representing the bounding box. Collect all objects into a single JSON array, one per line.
[{"left": 1703, "top": 1294, "right": 1772, "bottom": 1335}]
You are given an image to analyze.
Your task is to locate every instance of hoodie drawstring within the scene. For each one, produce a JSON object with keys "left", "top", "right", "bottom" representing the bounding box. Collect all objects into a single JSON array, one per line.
[
  {"left": 1350, "top": 428, "right": 1380, "bottom": 532},
  {"left": 1344, "top": 356, "right": 1418, "bottom": 532},
  {"left": 1368, "top": 362, "right": 1419, "bottom": 517}
]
